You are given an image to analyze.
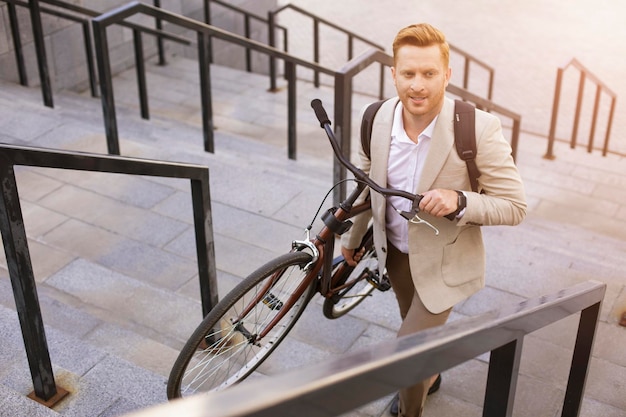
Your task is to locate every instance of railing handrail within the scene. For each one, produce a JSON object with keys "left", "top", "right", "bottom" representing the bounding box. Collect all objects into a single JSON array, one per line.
[
  {"left": 4, "top": 0, "right": 99, "bottom": 97},
  {"left": 544, "top": 57, "right": 617, "bottom": 159},
  {"left": 2, "top": 0, "right": 191, "bottom": 106},
  {"left": 38, "top": 0, "right": 190, "bottom": 44},
  {"left": 0, "top": 143, "right": 218, "bottom": 404},
  {"left": 332, "top": 47, "right": 520, "bottom": 205},
  {"left": 267, "top": 3, "right": 386, "bottom": 91},
  {"left": 204, "top": 0, "right": 289, "bottom": 73},
  {"left": 92, "top": 1, "right": 335, "bottom": 159},
  {"left": 564, "top": 58, "right": 617, "bottom": 97},
  {"left": 120, "top": 280, "right": 606, "bottom": 417},
  {"left": 270, "top": 3, "right": 385, "bottom": 51},
  {"left": 449, "top": 43, "right": 496, "bottom": 100}
]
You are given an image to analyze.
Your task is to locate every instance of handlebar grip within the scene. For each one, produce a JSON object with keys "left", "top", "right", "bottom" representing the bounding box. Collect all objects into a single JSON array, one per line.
[{"left": 311, "top": 99, "right": 331, "bottom": 127}]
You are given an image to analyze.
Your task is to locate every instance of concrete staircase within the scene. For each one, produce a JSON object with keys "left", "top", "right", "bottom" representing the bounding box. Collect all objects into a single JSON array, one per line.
[{"left": 1, "top": 53, "right": 626, "bottom": 417}]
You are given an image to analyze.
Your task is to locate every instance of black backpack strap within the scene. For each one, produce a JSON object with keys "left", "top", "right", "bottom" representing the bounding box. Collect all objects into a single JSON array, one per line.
[
  {"left": 360, "top": 99, "right": 386, "bottom": 160},
  {"left": 454, "top": 99, "right": 481, "bottom": 193}
]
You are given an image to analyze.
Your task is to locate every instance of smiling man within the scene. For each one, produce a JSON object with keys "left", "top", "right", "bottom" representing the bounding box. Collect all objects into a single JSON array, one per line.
[{"left": 341, "top": 23, "right": 527, "bottom": 417}]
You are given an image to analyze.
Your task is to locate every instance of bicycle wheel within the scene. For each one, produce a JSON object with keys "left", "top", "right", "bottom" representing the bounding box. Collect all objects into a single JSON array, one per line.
[
  {"left": 322, "top": 227, "right": 384, "bottom": 319},
  {"left": 167, "top": 251, "right": 316, "bottom": 399}
]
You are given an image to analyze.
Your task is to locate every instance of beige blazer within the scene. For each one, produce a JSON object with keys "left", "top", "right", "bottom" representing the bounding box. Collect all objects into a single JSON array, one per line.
[{"left": 342, "top": 97, "right": 527, "bottom": 314}]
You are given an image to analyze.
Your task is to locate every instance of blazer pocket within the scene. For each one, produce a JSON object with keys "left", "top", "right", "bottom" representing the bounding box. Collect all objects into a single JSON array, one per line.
[{"left": 441, "top": 228, "right": 485, "bottom": 287}]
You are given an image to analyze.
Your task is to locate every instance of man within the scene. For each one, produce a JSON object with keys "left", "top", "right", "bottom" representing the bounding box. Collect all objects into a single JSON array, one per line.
[{"left": 341, "top": 23, "right": 526, "bottom": 417}]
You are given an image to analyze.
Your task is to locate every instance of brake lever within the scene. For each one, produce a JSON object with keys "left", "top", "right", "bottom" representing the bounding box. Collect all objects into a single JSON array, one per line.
[
  {"left": 397, "top": 194, "right": 440, "bottom": 235},
  {"left": 397, "top": 209, "right": 440, "bottom": 235}
]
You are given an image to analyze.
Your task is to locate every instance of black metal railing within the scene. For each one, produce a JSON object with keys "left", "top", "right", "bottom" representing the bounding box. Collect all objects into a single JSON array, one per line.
[
  {"left": 2, "top": 0, "right": 190, "bottom": 107},
  {"left": 332, "top": 48, "right": 520, "bottom": 204},
  {"left": 449, "top": 43, "right": 495, "bottom": 101},
  {"left": 0, "top": 143, "right": 217, "bottom": 405},
  {"left": 118, "top": 280, "right": 606, "bottom": 417},
  {"left": 544, "top": 58, "right": 617, "bottom": 159},
  {"left": 203, "top": 0, "right": 288, "bottom": 73},
  {"left": 91, "top": 1, "right": 333, "bottom": 159},
  {"left": 267, "top": 3, "right": 386, "bottom": 95}
]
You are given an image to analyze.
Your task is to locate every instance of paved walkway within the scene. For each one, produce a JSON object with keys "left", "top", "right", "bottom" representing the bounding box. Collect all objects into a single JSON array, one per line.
[{"left": 0, "top": 1, "right": 625, "bottom": 417}]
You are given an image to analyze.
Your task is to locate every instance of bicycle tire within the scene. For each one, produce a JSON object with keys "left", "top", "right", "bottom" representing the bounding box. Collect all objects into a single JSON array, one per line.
[
  {"left": 167, "top": 251, "right": 316, "bottom": 399},
  {"left": 322, "top": 227, "right": 380, "bottom": 319}
]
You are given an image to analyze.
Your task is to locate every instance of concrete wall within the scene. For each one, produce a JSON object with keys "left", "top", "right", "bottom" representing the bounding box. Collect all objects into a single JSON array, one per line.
[{"left": 0, "top": 0, "right": 277, "bottom": 93}]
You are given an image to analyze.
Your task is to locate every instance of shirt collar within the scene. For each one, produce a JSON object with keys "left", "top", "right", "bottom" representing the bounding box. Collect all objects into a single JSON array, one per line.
[{"left": 391, "top": 102, "right": 438, "bottom": 142}]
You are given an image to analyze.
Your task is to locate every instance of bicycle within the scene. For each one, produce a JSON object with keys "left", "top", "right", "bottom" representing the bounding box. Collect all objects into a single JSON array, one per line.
[{"left": 166, "top": 99, "right": 440, "bottom": 399}]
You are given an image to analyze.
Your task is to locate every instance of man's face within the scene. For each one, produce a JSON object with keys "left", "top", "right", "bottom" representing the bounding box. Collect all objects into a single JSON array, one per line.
[{"left": 391, "top": 44, "right": 451, "bottom": 123}]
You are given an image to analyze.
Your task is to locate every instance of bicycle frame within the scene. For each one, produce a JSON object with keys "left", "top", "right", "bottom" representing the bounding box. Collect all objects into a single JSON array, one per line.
[{"left": 235, "top": 183, "right": 372, "bottom": 341}]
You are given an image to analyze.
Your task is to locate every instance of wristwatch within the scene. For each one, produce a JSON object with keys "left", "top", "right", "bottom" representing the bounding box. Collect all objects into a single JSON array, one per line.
[{"left": 446, "top": 190, "right": 467, "bottom": 220}]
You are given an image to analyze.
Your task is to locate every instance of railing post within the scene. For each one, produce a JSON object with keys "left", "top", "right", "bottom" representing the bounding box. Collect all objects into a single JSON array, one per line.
[
  {"left": 603, "top": 97, "right": 616, "bottom": 156},
  {"left": 81, "top": 21, "right": 98, "bottom": 98},
  {"left": 92, "top": 20, "right": 121, "bottom": 155},
  {"left": 511, "top": 118, "right": 520, "bottom": 162},
  {"left": 483, "top": 338, "right": 523, "bottom": 417},
  {"left": 0, "top": 159, "right": 68, "bottom": 405},
  {"left": 133, "top": 29, "right": 150, "bottom": 120},
  {"left": 7, "top": 2, "right": 28, "bottom": 86},
  {"left": 198, "top": 32, "right": 215, "bottom": 153},
  {"left": 244, "top": 15, "right": 252, "bottom": 72},
  {"left": 333, "top": 71, "right": 351, "bottom": 205},
  {"left": 587, "top": 85, "right": 602, "bottom": 153},
  {"left": 571, "top": 72, "right": 585, "bottom": 149},
  {"left": 378, "top": 63, "right": 385, "bottom": 100},
  {"left": 28, "top": 0, "right": 53, "bottom": 108},
  {"left": 561, "top": 302, "right": 601, "bottom": 417},
  {"left": 267, "top": 11, "right": 278, "bottom": 91},
  {"left": 153, "top": 0, "right": 166, "bottom": 65},
  {"left": 190, "top": 176, "right": 219, "bottom": 316},
  {"left": 313, "top": 19, "right": 320, "bottom": 88},
  {"left": 204, "top": 0, "right": 213, "bottom": 64},
  {"left": 544, "top": 67, "right": 563, "bottom": 160},
  {"left": 286, "top": 61, "right": 297, "bottom": 160}
]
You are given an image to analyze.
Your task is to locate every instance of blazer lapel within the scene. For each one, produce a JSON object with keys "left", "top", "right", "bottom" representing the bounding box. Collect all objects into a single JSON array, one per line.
[{"left": 417, "top": 97, "right": 455, "bottom": 193}]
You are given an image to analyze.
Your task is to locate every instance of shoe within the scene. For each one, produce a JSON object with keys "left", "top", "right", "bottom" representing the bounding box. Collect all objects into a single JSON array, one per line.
[
  {"left": 390, "top": 393, "right": 400, "bottom": 416},
  {"left": 428, "top": 374, "right": 442, "bottom": 395},
  {"left": 389, "top": 375, "right": 442, "bottom": 416}
]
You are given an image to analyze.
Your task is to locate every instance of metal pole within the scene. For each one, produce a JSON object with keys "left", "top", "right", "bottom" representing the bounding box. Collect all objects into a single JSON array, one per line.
[
  {"left": 133, "top": 29, "right": 150, "bottom": 120},
  {"left": 313, "top": 19, "right": 320, "bottom": 88},
  {"left": 268, "top": 11, "right": 278, "bottom": 91},
  {"left": 153, "top": 0, "right": 166, "bottom": 65},
  {"left": 544, "top": 68, "right": 563, "bottom": 160},
  {"left": 571, "top": 72, "right": 585, "bottom": 149},
  {"left": 8, "top": 3, "right": 28, "bottom": 86},
  {"left": 286, "top": 61, "right": 297, "bottom": 160},
  {"left": 28, "top": 0, "right": 53, "bottom": 107},
  {"left": 483, "top": 338, "right": 523, "bottom": 417},
  {"left": 244, "top": 16, "right": 252, "bottom": 72},
  {"left": 0, "top": 160, "right": 62, "bottom": 403},
  {"left": 561, "top": 302, "right": 601, "bottom": 417},
  {"left": 191, "top": 177, "right": 219, "bottom": 317},
  {"left": 198, "top": 32, "right": 215, "bottom": 153},
  {"left": 602, "top": 97, "right": 616, "bottom": 156},
  {"left": 92, "top": 21, "right": 120, "bottom": 155},
  {"left": 587, "top": 85, "right": 601, "bottom": 153},
  {"left": 81, "top": 22, "right": 98, "bottom": 98},
  {"left": 333, "top": 72, "right": 351, "bottom": 205}
]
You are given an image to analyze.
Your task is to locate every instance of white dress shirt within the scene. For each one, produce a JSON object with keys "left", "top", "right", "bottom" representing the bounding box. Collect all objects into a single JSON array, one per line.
[{"left": 385, "top": 102, "right": 437, "bottom": 253}]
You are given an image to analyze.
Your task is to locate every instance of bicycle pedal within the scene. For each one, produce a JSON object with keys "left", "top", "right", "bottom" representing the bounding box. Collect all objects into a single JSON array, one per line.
[{"left": 366, "top": 271, "right": 391, "bottom": 292}]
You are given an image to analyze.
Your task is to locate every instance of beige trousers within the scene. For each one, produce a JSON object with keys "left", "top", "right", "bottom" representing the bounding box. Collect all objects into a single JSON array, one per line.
[{"left": 386, "top": 242, "right": 452, "bottom": 417}]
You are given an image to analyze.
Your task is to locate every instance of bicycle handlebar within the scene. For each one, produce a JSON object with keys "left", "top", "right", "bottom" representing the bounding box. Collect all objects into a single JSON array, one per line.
[{"left": 310, "top": 99, "right": 423, "bottom": 208}]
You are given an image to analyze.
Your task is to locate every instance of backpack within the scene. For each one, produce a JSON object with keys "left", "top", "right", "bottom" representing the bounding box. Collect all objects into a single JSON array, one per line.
[{"left": 360, "top": 99, "right": 481, "bottom": 193}]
